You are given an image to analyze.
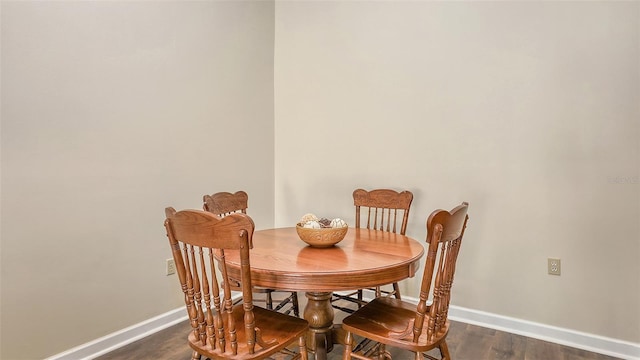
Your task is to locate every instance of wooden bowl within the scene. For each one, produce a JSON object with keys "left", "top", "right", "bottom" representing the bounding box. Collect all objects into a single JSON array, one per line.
[{"left": 295, "top": 224, "right": 348, "bottom": 248}]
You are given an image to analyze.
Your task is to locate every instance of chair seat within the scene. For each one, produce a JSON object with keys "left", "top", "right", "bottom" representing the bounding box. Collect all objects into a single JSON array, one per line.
[
  {"left": 189, "top": 305, "right": 308, "bottom": 360},
  {"left": 342, "top": 297, "right": 449, "bottom": 352}
]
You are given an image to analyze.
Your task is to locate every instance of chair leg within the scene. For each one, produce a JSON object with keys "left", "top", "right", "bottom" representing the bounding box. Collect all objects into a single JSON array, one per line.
[
  {"left": 378, "top": 343, "right": 390, "bottom": 360},
  {"left": 266, "top": 290, "right": 274, "bottom": 310},
  {"left": 357, "top": 289, "right": 363, "bottom": 308},
  {"left": 298, "top": 334, "right": 308, "bottom": 360},
  {"left": 439, "top": 340, "right": 451, "bottom": 360},
  {"left": 191, "top": 350, "right": 202, "bottom": 360},
  {"left": 392, "top": 282, "right": 401, "bottom": 300},
  {"left": 292, "top": 292, "right": 300, "bottom": 317},
  {"left": 343, "top": 331, "right": 353, "bottom": 360}
]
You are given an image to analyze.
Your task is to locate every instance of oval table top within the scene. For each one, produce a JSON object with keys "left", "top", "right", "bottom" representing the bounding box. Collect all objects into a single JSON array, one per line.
[{"left": 224, "top": 227, "right": 424, "bottom": 292}]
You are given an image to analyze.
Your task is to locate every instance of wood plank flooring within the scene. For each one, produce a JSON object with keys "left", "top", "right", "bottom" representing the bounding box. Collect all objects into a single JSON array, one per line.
[
  {"left": 97, "top": 295, "right": 621, "bottom": 360},
  {"left": 97, "top": 316, "right": 621, "bottom": 360}
]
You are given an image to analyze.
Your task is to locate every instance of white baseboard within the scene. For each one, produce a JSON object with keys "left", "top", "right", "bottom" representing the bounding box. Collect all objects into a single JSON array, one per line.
[
  {"left": 46, "top": 298, "right": 640, "bottom": 360},
  {"left": 446, "top": 303, "right": 640, "bottom": 360},
  {"left": 44, "top": 308, "right": 188, "bottom": 360}
]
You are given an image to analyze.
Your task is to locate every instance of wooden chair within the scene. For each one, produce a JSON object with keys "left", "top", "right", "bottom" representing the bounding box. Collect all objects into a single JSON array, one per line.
[
  {"left": 164, "top": 208, "right": 309, "bottom": 360},
  {"left": 342, "top": 202, "right": 469, "bottom": 360},
  {"left": 331, "top": 188, "right": 414, "bottom": 314},
  {"left": 203, "top": 191, "right": 300, "bottom": 317}
]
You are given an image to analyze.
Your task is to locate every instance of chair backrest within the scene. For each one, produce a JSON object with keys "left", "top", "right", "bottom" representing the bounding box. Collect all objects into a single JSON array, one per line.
[
  {"left": 164, "top": 207, "right": 256, "bottom": 355},
  {"left": 353, "top": 188, "right": 414, "bottom": 235},
  {"left": 203, "top": 191, "right": 248, "bottom": 216},
  {"left": 413, "top": 202, "right": 469, "bottom": 343}
]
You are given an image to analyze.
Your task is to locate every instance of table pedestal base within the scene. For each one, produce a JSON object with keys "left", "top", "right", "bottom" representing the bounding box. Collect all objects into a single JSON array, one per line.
[{"left": 303, "top": 292, "right": 334, "bottom": 360}]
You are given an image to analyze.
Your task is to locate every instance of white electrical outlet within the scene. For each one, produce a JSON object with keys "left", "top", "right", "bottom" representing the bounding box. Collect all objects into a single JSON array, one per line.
[
  {"left": 166, "top": 259, "right": 176, "bottom": 276},
  {"left": 548, "top": 258, "right": 561, "bottom": 276}
]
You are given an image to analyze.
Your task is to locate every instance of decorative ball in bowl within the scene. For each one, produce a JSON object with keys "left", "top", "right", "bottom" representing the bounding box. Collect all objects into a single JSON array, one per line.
[{"left": 296, "top": 214, "right": 348, "bottom": 248}]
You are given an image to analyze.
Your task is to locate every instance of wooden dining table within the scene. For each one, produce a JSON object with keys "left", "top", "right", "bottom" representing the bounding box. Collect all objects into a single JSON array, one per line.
[{"left": 224, "top": 227, "right": 424, "bottom": 360}]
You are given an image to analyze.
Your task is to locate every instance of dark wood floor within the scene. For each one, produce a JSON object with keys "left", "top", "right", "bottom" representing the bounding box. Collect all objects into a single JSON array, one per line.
[{"left": 98, "top": 299, "right": 621, "bottom": 360}]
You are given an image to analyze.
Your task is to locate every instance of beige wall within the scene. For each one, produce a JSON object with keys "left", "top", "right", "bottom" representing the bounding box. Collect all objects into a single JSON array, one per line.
[
  {"left": 274, "top": 1, "right": 639, "bottom": 343},
  {"left": 1, "top": 1, "right": 638, "bottom": 359},
  {"left": 0, "top": 1, "right": 275, "bottom": 359}
]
